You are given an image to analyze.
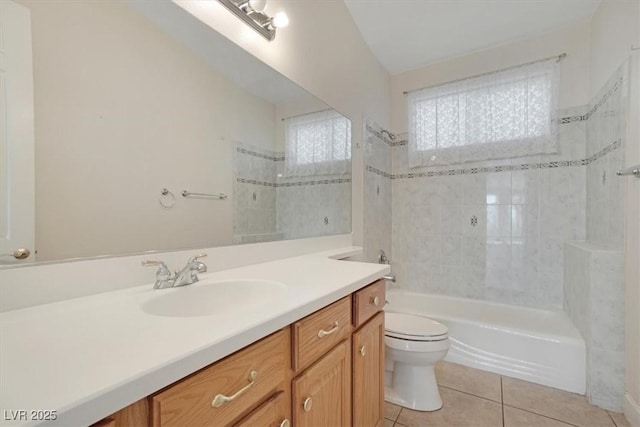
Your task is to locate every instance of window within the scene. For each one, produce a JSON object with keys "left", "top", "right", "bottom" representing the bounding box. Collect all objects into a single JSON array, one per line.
[
  {"left": 408, "top": 57, "right": 559, "bottom": 167},
  {"left": 284, "top": 110, "right": 351, "bottom": 177}
]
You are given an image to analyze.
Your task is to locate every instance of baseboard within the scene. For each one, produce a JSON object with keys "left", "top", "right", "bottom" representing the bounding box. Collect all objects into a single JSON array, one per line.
[{"left": 625, "top": 393, "right": 640, "bottom": 427}]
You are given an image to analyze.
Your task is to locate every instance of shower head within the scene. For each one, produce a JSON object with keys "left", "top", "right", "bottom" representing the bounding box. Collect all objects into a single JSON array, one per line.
[{"left": 380, "top": 129, "right": 396, "bottom": 141}]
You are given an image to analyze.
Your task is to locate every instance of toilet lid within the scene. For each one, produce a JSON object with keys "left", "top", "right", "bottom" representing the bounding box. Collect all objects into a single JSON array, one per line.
[{"left": 385, "top": 312, "right": 448, "bottom": 340}]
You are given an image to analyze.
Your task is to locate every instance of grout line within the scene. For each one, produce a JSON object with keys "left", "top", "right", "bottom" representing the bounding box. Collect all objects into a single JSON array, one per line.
[
  {"left": 384, "top": 403, "right": 402, "bottom": 423},
  {"left": 607, "top": 410, "right": 620, "bottom": 427},
  {"left": 501, "top": 376, "right": 505, "bottom": 427},
  {"left": 439, "top": 384, "right": 502, "bottom": 404},
  {"left": 502, "top": 403, "right": 580, "bottom": 427}
]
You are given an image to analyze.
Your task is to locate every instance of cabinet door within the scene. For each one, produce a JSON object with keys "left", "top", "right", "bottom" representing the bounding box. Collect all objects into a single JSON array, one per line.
[
  {"left": 292, "top": 340, "right": 351, "bottom": 427},
  {"left": 234, "top": 391, "right": 290, "bottom": 427},
  {"left": 352, "top": 311, "right": 384, "bottom": 427},
  {"left": 90, "top": 399, "right": 149, "bottom": 427}
]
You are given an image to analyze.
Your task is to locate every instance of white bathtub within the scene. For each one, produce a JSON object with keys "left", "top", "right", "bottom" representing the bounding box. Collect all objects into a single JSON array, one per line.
[{"left": 386, "top": 290, "right": 586, "bottom": 394}]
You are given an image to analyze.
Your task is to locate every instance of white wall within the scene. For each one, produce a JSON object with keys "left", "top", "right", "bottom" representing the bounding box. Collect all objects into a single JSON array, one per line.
[
  {"left": 589, "top": 0, "right": 640, "bottom": 98},
  {"left": 391, "top": 19, "right": 591, "bottom": 133},
  {"left": 174, "top": 0, "right": 392, "bottom": 248},
  {"left": 20, "top": 0, "right": 279, "bottom": 261}
]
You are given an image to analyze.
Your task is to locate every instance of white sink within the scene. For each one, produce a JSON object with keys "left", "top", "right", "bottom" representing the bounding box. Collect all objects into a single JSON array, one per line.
[{"left": 141, "top": 279, "right": 287, "bottom": 318}]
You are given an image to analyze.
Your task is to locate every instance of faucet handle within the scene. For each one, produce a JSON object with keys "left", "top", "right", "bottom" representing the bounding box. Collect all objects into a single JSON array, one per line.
[
  {"left": 142, "top": 260, "right": 173, "bottom": 283},
  {"left": 188, "top": 253, "right": 208, "bottom": 263},
  {"left": 141, "top": 260, "right": 166, "bottom": 268}
]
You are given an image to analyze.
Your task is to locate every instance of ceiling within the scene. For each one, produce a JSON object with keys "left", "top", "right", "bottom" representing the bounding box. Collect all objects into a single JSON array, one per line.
[{"left": 344, "top": 0, "right": 601, "bottom": 74}]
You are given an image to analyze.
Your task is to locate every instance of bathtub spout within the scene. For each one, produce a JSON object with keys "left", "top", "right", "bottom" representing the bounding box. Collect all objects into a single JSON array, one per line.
[{"left": 383, "top": 275, "right": 396, "bottom": 283}]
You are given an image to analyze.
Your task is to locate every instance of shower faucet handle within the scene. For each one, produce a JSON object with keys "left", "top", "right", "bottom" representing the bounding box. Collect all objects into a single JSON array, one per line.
[{"left": 378, "top": 250, "right": 390, "bottom": 264}]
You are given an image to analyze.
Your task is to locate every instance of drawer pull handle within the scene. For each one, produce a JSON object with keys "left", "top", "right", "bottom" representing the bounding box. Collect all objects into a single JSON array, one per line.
[
  {"left": 371, "top": 296, "right": 380, "bottom": 306},
  {"left": 317, "top": 321, "right": 339, "bottom": 338},
  {"left": 280, "top": 419, "right": 290, "bottom": 427},
  {"left": 360, "top": 345, "right": 366, "bottom": 356},
  {"left": 211, "top": 370, "right": 258, "bottom": 408},
  {"left": 303, "top": 397, "right": 313, "bottom": 412}
]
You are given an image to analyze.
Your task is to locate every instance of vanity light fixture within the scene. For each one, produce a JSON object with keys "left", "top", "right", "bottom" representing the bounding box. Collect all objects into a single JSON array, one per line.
[{"left": 217, "top": 0, "right": 289, "bottom": 41}]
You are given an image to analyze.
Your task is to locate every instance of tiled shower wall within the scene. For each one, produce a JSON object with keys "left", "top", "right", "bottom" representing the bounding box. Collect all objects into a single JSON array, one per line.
[
  {"left": 387, "top": 108, "right": 588, "bottom": 309},
  {"left": 233, "top": 141, "right": 351, "bottom": 243},
  {"left": 562, "top": 63, "right": 628, "bottom": 412},
  {"left": 364, "top": 121, "right": 393, "bottom": 263},
  {"left": 233, "top": 142, "right": 281, "bottom": 243},
  {"left": 564, "top": 241, "right": 625, "bottom": 411},
  {"left": 276, "top": 175, "right": 351, "bottom": 240},
  {"left": 586, "top": 65, "right": 627, "bottom": 247}
]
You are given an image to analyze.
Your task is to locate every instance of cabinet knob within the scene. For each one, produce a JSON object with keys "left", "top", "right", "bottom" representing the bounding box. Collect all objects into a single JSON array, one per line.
[
  {"left": 371, "top": 296, "right": 379, "bottom": 306},
  {"left": 360, "top": 345, "right": 366, "bottom": 356},
  {"left": 303, "top": 397, "right": 313, "bottom": 412},
  {"left": 279, "top": 419, "right": 290, "bottom": 427}
]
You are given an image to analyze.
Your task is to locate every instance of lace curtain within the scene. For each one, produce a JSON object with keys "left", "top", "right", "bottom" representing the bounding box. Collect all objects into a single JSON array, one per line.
[
  {"left": 284, "top": 110, "right": 351, "bottom": 177},
  {"left": 408, "top": 58, "right": 560, "bottom": 167}
]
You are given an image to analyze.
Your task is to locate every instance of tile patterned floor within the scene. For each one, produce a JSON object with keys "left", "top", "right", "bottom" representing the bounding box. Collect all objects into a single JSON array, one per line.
[{"left": 384, "top": 361, "right": 631, "bottom": 427}]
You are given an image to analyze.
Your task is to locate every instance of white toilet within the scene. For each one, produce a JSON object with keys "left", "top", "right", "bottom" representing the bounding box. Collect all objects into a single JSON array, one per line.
[{"left": 384, "top": 312, "right": 450, "bottom": 411}]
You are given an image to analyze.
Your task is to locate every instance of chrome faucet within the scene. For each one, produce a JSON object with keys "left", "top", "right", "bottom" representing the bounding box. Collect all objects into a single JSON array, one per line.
[
  {"left": 378, "top": 249, "right": 390, "bottom": 265},
  {"left": 142, "top": 253, "right": 208, "bottom": 289},
  {"left": 377, "top": 250, "right": 396, "bottom": 282},
  {"left": 173, "top": 253, "right": 208, "bottom": 287}
]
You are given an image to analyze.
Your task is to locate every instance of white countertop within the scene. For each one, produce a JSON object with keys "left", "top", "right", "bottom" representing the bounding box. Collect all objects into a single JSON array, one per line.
[{"left": 0, "top": 247, "right": 389, "bottom": 427}]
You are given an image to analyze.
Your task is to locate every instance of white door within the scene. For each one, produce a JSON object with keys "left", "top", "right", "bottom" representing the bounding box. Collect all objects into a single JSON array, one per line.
[{"left": 0, "top": 0, "right": 35, "bottom": 264}]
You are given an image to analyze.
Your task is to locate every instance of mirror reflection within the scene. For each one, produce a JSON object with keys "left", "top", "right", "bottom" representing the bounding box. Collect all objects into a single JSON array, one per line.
[{"left": 0, "top": 0, "right": 351, "bottom": 265}]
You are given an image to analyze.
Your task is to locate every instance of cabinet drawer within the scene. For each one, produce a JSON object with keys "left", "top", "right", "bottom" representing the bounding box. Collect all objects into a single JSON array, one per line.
[
  {"left": 292, "top": 296, "right": 351, "bottom": 372},
  {"left": 353, "top": 280, "right": 385, "bottom": 328},
  {"left": 151, "top": 329, "right": 288, "bottom": 427},
  {"left": 233, "top": 391, "right": 289, "bottom": 427}
]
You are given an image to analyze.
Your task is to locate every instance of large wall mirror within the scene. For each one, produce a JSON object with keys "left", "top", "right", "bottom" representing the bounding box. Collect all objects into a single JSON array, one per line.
[{"left": 0, "top": 0, "right": 352, "bottom": 265}]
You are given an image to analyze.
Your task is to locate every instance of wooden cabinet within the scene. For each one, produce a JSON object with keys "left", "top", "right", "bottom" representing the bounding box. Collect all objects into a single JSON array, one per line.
[
  {"left": 352, "top": 279, "right": 385, "bottom": 327},
  {"left": 91, "top": 399, "right": 149, "bottom": 427},
  {"left": 292, "top": 340, "right": 351, "bottom": 427},
  {"left": 151, "top": 329, "right": 289, "bottom": 427},
  {"left": 292, "top": 296, "right": 352, "bottom": 373},
  {"left": 352, "top": 311, "right": 385, "bottom": 427},
  {"left": 233, "top": 391, "right": 289, "bottom": 427},
  {"left": 92, "top": 279, "right": 385, "bottom": 427}
]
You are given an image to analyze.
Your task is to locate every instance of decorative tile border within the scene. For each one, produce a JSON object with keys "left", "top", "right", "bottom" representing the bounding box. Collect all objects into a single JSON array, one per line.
[
  {"left": 585, "top": 139, "right": 622, "bottom": 164},
  {"left": 236, "top": 178, "right": 278, "bottom": 187},
  {"left": 366, "top": 139, "right": 621, "bottom": 180},
  {"left": 559, "top": 115, "right": 588, "bottom": 124},
  {"left": 236, "top": 177, "right": 351, "bottom": 187},
  {"left": 277, "top": 178, "right": 351, "bottom": 187},
  {"left": 236, "top": 147, "right": 285, "bottom": 162},
  {"left": 585, "top": 76, "right": 623, "bottom": 120},
  {"left": 366, "top": 165, "right": 392, "bottom": 179}
]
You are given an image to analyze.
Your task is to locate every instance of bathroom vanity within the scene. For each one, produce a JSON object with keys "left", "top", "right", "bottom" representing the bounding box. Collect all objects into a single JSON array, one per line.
[
  {"left": 0, "top": 248, "right": 389, "bottom": 427},
  {"left": 92, "top": 279, "right": 385, "bottom": 427}
]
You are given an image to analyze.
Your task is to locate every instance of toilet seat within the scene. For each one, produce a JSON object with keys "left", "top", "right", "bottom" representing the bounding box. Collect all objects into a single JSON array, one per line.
[{"left": 385, "top": 312, "right": 448, "bottom": 342}]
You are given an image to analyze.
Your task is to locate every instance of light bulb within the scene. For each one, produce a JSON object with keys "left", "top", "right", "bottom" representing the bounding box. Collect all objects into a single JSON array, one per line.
[
  {"left": 248, "top": 0, "right": 267, "bottom": 12},
  {"left": 272, "top": 11, "right": 289, "bottom": 28}
]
